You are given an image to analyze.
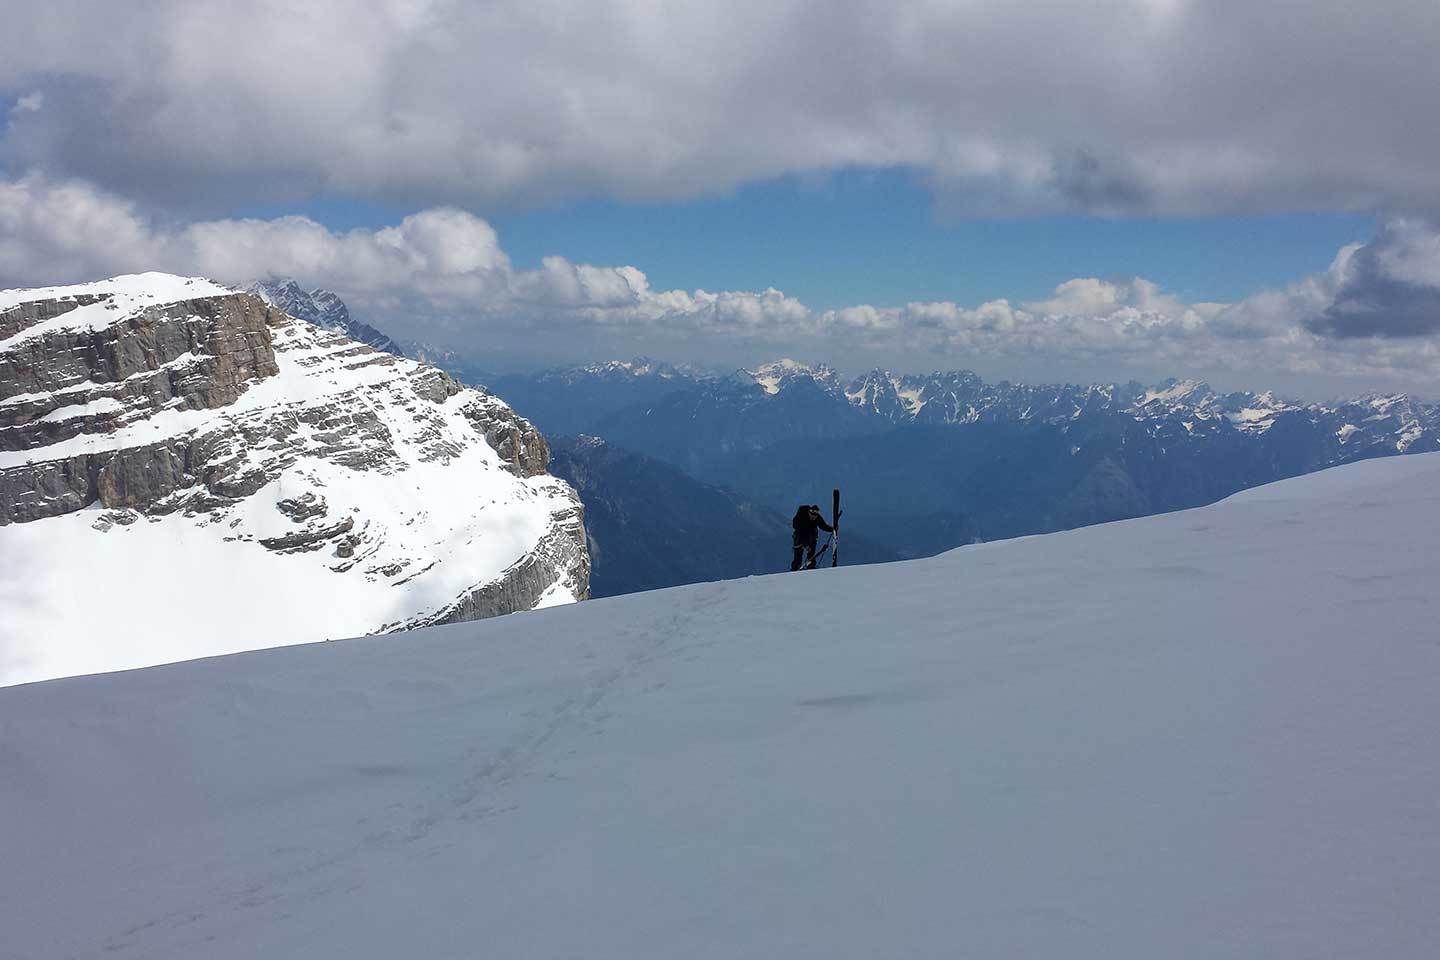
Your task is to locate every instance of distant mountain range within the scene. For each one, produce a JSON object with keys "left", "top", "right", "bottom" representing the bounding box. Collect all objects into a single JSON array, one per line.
[
  {"left": 478, "top": 357, "right": 1439, "bottom": 558},
  {"left": 486, "top": 356, "right": 1436, "bottom": 458},
  {"left": 242, "top": 284, "right": 1440, "bottom": 569}
]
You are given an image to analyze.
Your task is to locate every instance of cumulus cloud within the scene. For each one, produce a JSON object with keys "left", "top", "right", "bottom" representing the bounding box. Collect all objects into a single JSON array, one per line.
[
  {"left": 3, "top": 0, "right": 1440, "bottom": 216},
  {"left": 5, "top": 175, "right": 1440, "bottom": 390},
  {"left": 1304, "top": 219, "right": 1440, "bottom": 338},
  {"left": 0, "top": 176, "right": 503, "bottom": 299},
  {"left": 0, "top": 175, "right": 813, "bottom": 343}
]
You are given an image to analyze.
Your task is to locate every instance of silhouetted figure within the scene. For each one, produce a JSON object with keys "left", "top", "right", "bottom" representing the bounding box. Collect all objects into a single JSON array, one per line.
[{"left": 791, "top": 503, "right": 834, "bottom": 571}]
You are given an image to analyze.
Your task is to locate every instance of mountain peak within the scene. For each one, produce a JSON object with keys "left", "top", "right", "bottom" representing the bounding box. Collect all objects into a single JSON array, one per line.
[
  {"left": 579, "top": 357, "right": 680, "bottom": 378},
  {"left": 246, "top": 279, "right": 400, "bottom": 356},
  {"left": 749, "top": 358, "right": 841, "bottom": 395},
  {"left": 1, "top": 273, "right": 588, "bottom": 684},
  {"left": 2, "top": 272, "right": 234, "bottom": 317},
  {"left": 1141, "top": 378, "right": 1214, "bottom": 405},
  {"left": 844, "top": 368, "right": 913, "bottom": 420}
]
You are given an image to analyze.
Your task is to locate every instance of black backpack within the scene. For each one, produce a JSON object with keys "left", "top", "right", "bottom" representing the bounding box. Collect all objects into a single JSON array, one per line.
[{"left": 792, "top": 504, "right": 817, "bottom": 534}]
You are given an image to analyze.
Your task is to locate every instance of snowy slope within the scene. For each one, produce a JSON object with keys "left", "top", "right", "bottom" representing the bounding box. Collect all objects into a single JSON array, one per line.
[
  {"left": 4, "top": 454, "right": 1440, "bottom": 958},
  {"left": 0, "top": 272, "right": 234, "bottom": 319},
  {"left": 750, "top": 357, "right": 843, "bottom": 395},
  {"left": 0, "top": 275, "right": 587, "bottom": 686}
]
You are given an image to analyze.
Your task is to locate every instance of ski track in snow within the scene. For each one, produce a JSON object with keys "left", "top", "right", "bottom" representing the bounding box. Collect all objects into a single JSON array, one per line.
[
  {"left": 4, "top": 455, "right": 1440, "bottom": 958},
  {"left": 7, "top": 583, "right": 739, "bottom": 959},
  {"left": 411, "top": 583, "right": 732, "bottom": 837}
]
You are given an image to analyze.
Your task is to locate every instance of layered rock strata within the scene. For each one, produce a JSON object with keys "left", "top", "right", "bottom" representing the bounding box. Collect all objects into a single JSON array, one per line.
[{"left": 0, "top": 274, "right": 588, "bottom": 685}]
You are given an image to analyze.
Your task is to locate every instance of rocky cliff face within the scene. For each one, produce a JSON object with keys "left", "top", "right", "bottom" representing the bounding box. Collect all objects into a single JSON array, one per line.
[{"left": 0, "top": 273, "right": 588, "bottom": 686}]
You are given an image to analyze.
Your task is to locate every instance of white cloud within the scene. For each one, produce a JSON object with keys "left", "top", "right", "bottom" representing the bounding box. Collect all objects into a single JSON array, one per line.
[
  {"left": 1023, "top": 277, "right": 1211, "bottom": 321},
  {"left": 3, "top": 0, "right": 1440, "bottom": 216},
  {"left": 1369, "top": 218, "right": 1440, "bottom": 288},
  {"left": 0, "top": 175, "right": 814, "bottom": 342},
  {"left": 5, "top": 175, "right": 1440, "bottom": 391}
]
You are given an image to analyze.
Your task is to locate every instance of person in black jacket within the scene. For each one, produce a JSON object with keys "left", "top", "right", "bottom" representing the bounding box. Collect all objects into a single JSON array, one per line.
[{"left": 791, "top": 503, "right": 834, "bottom": 571}]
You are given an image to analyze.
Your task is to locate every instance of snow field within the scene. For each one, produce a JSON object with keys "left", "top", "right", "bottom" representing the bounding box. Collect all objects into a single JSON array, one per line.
[{"left": 3, "top": 453, "right": 1439, "bottom": 958}]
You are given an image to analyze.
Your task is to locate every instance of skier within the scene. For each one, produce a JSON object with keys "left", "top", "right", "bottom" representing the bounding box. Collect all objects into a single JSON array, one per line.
[{"left": 791, "top": 503, "right": 835, "bottom": 571}]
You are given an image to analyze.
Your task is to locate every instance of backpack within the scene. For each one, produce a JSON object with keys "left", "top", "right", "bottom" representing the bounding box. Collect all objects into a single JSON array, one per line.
[{"left": 792, "top": 504, "right": 818, "bottom": 534}]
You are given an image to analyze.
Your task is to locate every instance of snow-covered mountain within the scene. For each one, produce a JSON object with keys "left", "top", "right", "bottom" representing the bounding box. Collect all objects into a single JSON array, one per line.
[
  {"left": 5, "top": 453, "right": 1439, "bottom": 958},
  {"left": 0, "top": 274, "right": 588, "bottom": 686},
  {"left": 749, "top": 357, "right": 844, "bottom": 395},
  {"left": 473, "top": 357, "right": 1440, "bottom": 562},
  {"left": 511, "top": 356, "right": 1438, "bottom": 476},
  {"left": 248, "top": 278, "right": 402, "bottom": 356},
  {"left": 565, "top": 356, "right": 704, "bottom": 383},
  {"left": 485, "top": 356, "right": 1440, "bottom": 460},
  {"left": 843, "top": 367, "right": 1438, "bottom": 449}
]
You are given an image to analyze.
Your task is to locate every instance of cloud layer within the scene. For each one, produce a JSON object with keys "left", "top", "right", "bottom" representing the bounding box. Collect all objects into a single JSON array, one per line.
[
  {"left": 6, "top": 175, "right": 1440, "bottom": 392},
  {"left": 4, "top": 0, "right": 1440, "bottom": 216},
  {"left": 1307, "top": 220, "right": 1440, "bottom": 339}
]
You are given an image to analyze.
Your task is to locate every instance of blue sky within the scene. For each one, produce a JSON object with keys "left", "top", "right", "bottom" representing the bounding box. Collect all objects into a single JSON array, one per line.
[
  {"left": 499, "top": 178, "right": 1378, "bottom": 312},
  {"left": 236, "top": 169, "right": 1376, "bottom": 313}
]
